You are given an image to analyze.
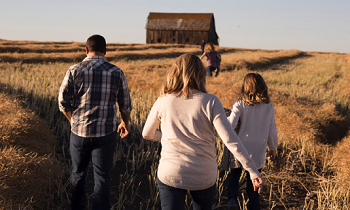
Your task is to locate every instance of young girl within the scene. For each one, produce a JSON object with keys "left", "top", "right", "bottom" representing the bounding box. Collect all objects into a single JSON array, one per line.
[
  {"left": 200, "top": 43, "right": 221, "bottom": 77},
  {"left": 142, "top": 54, "right": 263, "bottom": 210},
  {"left": 223, "top": 73, "right": 278, "bottom": 210}
]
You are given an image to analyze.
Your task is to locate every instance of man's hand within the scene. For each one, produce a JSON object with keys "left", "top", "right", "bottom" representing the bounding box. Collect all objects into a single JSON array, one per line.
[
  {"left": 63, "top": 111, "right": 72, "bottom": 123},
  {"left": 118, "top": 112, "right": 131, "bottom": 138},
  {"left": 252, "top": 177, "right": 263, "bottom": 194},
  {"left": 117, "top": 120, "right": 130, "bottom": 138}
]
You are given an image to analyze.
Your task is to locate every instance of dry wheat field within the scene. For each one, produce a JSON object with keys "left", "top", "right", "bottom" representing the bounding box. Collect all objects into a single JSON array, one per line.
[{"left": 0, "top": 39, "right": 349, "bottom": 210}]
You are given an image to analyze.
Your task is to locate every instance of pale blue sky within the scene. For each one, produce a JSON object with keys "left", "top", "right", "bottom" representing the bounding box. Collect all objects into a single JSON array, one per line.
[{"left": 1, "top": 0, "right": 349, "bottom": 53}]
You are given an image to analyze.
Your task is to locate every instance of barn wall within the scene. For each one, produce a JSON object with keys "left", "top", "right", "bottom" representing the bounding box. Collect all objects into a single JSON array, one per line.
[
  {"left": 207, "top": 17, "right": 219, "bottom": 45},
  {"left": 147, "top": 29, "right": 208, "bottom": 45},
  {"left": 208, "top": 29, "right": 218, "bottom": 45}
]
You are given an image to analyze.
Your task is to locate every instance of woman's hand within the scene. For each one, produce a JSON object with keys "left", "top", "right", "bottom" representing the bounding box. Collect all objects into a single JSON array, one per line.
[{"left": 252, "top": 177, "right": 263, "bottom": 193}]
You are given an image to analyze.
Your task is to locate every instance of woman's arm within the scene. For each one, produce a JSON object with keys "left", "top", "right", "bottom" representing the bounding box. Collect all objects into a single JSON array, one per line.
[{"left": 142, "top": 100, "right": 162, "bottom": 141}]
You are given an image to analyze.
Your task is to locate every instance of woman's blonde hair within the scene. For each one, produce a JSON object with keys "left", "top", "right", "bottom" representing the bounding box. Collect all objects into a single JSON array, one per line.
[
  {"left": 160, "top": 54, "right": 208, "bottom": 99},
  {"left": 239, "top": 73, "right": 270, "bottom": 105},
  {"left": 204, "top": 43, "right": 215, "bottom": 53}
]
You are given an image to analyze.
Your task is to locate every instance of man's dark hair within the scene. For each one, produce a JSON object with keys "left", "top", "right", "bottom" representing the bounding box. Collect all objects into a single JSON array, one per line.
[{"left": 86, "top": 34, "right": 106, "bottom": 53}]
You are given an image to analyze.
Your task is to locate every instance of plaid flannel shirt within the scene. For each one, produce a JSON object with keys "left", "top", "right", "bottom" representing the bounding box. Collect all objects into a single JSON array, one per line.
[{"left": 58, "top": 56, "right": 132, "bottom": 137}]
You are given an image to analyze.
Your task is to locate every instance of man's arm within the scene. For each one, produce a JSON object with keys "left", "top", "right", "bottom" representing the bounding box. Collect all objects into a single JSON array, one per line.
[
  {"left": 58, "top": 69, "right": 74, "bottom": 122},
  {"left": 116, "top": 70, "right": 132, "bottom": 138},
  {"left": 63, "top": 111, "right": 72, "bottom": 123},
  {"left": 117, "top": 112, "right": 131, "bottom": 138}
]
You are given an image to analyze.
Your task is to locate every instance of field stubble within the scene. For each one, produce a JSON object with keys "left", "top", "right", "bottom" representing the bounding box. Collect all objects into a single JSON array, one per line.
[{"left": 0, "top": 40, "right": 349, "bottom": 209}]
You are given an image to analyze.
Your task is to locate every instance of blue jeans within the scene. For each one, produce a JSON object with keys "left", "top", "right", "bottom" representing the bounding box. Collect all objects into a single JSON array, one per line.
[
  {"left": 157, "top": 178, "right": 215, "bottom": 210},
  {"left": 70, "top": 131, "right": 117, "bottom": 210},
  {"left": 207, "top": 66, "right": 216, "bottom": 77},
  {"left": 227, "top": 168, "right": 262, "bottom": 210}
]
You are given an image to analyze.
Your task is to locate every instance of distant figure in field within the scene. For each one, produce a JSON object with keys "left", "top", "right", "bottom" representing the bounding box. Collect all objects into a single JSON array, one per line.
[
  {"left": 200, "top": 43, "right": 221, "bottom": 77},
  {"left": 223, "top": 73, "right": 278, "bottom": 210},
  {"left": 200, "top": 39, "right": 206, "bottom": 54},
  {"left": 58, "top": 34, "right": 132, "bottom": 210},
  {"left": 142, "top": 54, "right": 263, "bottom": 210}
]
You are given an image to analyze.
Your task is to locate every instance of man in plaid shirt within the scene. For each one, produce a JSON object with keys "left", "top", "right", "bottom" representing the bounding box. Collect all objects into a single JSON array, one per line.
[{"left": 58, "top": 34, "right": 132, "bottom": 210}]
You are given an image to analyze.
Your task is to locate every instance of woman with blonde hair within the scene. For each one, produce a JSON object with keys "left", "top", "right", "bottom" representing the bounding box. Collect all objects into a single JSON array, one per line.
[
  {"left": 224, "top": 73, "right": 278, "bottom": 210},
  {"left": 200, "top": 43, "right": 221, "bottom": 77},
  {"left": 142, "top": 54, "right": 263, "bottom": 210}
]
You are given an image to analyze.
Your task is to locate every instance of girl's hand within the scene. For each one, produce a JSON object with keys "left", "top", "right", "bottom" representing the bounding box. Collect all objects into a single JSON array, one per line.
[
  {"left": 269, "top": 150, "right": 276, "bottom": 161},
  {"left": 252, "top": 177, "right": 263, "bottom": 193}
]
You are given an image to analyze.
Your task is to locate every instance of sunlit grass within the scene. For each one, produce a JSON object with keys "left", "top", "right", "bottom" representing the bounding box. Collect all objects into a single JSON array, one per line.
[
  {"left": 261, "top": 53, "right": 350, "bottom": 112},
  {"left": 0, "top": 41, "right": 349, "bottom": 209}
]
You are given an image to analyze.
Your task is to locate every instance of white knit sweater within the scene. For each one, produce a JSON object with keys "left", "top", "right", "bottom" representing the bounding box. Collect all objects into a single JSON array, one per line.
[{"left": 228, "top": 100, "right": 278, "bottom": 169}]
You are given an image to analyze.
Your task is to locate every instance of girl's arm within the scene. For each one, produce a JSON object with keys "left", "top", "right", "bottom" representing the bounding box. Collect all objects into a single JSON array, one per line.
[
  {"left": 227, "top": 100, "right": 241, "bottom": 129},
  {"left": 216, "top": 53, "right": 221, "bottom": 60},
  {"left": 199, "top": 52, "right": 206, "bottom": 60},
  {"left": 142, "top": 101, "right": 162, "bottom": 141},
  {"left": 269, "top": 150, "right": 276, "bottom": 160},
  {"left": 267, "top": 106, "right": 278, "bottom": 152}
]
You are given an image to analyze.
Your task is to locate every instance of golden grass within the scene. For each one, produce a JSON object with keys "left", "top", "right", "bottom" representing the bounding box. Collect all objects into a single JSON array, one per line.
[
  {"left": 0, "top": 93, "right": 64, "bottom": 209},
  {"left": 0, "top": 40, "right": 349, "bottom": 209},
  {"left": 333, "top": 133, "right": 350, "bottom": 186},
  {"left": 346, "top": 53, "right": 350, "bottom": 66},
  {"left": 259, "top": 52, "right": 350, "bottom": 114},
  {"left": 220, "top": 49, "right": 304, "bottom": 71},
  {"left": 0, "top": 39, "right": 278, "bottom": 64},
  {"left": 0, "top": 39, "right": 242, "bottom": 54},
  {"left": 0, "top": 48, "right": 202, "bottom": 63},
  {"left": 272, "top": 92, "right": 346, "bottom": 145}
]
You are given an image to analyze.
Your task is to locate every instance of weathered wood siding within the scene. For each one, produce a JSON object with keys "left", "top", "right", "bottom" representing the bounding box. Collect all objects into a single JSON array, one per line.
[
  {"left": 146, "top": 13, "right": 219, "bottom": 45},
  {"left": 147, "top": 30, "right": 208, "bottom": 44}
]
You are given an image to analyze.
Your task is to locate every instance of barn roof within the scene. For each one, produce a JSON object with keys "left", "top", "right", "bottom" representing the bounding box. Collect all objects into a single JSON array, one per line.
[{"left": 146, "top": 13, "right": 214, "bottom": 31}]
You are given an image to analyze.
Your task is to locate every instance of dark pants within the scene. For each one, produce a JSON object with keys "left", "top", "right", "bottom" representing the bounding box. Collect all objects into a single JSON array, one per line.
[
  {"left": 214, "top": 59, "right": 221, "bottom": 77},
  {"left": 157, "top": 178, "right": 215, "bottom": 210},
  {"left": 70, "top": 131, "right": 117, "bottom": 210},
  {"left": 207, "top": 66, "right": 216, "bottom": 77},
  {"left": 227, "top": 168, "right": 262, "bottom": 210}
]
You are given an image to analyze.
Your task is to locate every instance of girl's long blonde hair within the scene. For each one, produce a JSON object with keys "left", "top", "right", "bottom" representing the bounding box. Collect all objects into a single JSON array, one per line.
[
  {"left": 204, "top": 43, "right": 215, "bottom": 53},
  {"left": 239, "top": 73, "right": 270, "bottom": 105},
  {"left": 160, "top": 54, "right": 208, "bottom": 99}
]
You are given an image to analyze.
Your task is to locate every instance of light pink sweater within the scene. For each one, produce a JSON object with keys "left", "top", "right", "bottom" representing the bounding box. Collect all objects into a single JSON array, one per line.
[{"left": 142, "top": 92, "right": 261, "bottom": 190}]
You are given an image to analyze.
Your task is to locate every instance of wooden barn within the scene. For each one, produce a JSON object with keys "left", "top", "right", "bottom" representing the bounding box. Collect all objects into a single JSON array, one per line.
[{"left": 145, "top": 13, "right": 219, "bottom": 45}]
